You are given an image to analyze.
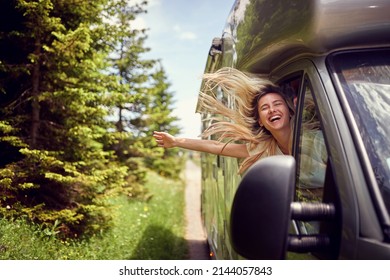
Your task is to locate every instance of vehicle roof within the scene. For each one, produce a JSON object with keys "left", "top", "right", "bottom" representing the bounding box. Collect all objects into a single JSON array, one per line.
[{"left": 224, "top": 0, "right": 390, "bottom": 73}]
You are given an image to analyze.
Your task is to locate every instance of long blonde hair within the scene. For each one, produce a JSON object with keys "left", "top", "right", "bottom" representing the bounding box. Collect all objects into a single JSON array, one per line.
[{"left": 198, "top": 67, "right": 295, "bottom": 174}]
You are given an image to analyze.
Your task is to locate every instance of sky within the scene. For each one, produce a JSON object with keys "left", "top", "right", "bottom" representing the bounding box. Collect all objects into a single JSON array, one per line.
[{"left": 134, "top": 0, "right": 235, "bottom": 139}]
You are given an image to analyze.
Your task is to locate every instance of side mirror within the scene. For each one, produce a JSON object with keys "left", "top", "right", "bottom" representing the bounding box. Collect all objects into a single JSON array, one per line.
[
  {"left": 230, "top": 155, "right": 337, "bottom": 259},
  {"left": 230, "top": 155, "right": 295, "bottom": 259}
]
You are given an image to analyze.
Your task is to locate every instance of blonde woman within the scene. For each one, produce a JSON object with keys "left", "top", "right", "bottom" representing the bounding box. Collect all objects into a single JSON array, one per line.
[{"left": 153, "top": 67, "right": 295, "bottom": 174}]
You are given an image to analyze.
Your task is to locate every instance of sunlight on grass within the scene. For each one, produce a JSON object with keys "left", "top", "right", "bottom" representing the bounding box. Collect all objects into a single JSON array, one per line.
[{"left": 0, "top": 171, "right": 188, "bottom": 260}]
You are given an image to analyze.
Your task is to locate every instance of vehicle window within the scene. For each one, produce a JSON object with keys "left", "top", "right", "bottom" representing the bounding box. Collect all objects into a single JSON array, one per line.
[
  {"left": 328, "top": 49, "right": 390, "bottom": 217},
  {"left": 279, "top": 73, "right": 302, "bottom": 107},
  {"left": 296, "top": 78, "right": 328, "bottom": 234}
]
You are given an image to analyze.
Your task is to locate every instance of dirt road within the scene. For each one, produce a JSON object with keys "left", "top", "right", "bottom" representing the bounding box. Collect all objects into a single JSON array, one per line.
[{"left": 184, "top": 160, "right": 210, "bottom": 260}]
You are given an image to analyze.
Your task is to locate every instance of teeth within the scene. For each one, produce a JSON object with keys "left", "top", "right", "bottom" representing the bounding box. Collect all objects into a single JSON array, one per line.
[{"left": 270, "top": 116, "right": 281, "bottom": 122}]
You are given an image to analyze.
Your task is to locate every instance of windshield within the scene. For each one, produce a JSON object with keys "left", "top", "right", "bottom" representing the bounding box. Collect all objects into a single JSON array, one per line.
[{"left": 329, "top": 49, "right": 390, "bottom": 216}]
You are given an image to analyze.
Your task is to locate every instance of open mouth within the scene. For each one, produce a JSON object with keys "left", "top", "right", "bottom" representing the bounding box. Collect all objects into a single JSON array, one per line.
[{"left": 269, "top": 115, "right": 281, "bottom": 123}]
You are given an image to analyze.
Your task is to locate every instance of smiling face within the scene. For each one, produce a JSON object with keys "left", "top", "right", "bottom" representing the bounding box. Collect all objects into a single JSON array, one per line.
[{"left": 257, "top": 92, "right": 291, "bottom": 135}]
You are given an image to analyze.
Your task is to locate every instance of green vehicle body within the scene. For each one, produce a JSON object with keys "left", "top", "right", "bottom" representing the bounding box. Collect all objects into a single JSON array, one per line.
[{"left": 197, "top": 0, "right": 390, "bottom": 259}]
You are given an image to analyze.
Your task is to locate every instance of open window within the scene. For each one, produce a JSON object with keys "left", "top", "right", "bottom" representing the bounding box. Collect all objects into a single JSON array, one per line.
[
  {"left": 296, "top": 79, "right": 327, "bottom": 203},
  {"left": 292, "top": 76, "right": 341, "bottom": 259}
]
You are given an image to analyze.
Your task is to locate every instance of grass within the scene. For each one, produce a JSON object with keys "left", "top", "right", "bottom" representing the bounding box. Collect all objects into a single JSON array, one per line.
[{"left": 0, "top": 170, "right": 188, "bottom": 260}]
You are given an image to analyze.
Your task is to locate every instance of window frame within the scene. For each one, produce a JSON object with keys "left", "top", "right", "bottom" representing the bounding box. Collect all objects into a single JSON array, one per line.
[{"left": 276, "top": 60, "right": 342, "bottom": 259}]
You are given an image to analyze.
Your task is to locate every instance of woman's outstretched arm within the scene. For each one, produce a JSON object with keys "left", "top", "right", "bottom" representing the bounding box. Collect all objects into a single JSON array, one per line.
[{"left": 153, "top": 131, "right": 249, "bottom": 158}]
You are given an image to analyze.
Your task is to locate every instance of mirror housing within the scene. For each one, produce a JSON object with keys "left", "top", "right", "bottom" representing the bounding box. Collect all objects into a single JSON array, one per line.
[{"left": 230, "top": 155, "right": 296, "bottom": 259}]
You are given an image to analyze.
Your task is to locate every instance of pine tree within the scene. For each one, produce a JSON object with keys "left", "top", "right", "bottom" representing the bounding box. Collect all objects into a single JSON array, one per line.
[
  {"left": 0, "top": 0, "right": 129, "bottom": 238},
  {"left": 143, "top": 65, "right": 183, "bottom": 179},
  {"left": 147, "top": 65, "right": 180, "bottom": 141},
  {"left": 0, "top": 0, "right": 183, "bottom": 237},
  {"left": 103, "top": 0, "right": 183, "bottom": 179}
]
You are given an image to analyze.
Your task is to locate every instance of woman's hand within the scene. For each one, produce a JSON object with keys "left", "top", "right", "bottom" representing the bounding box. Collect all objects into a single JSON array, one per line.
[
  {"left": 153, "top": 131, "right": 249, "bottom": 158},
  {"left": 153, "top": 131, "right": 176, "bottom": 148}
]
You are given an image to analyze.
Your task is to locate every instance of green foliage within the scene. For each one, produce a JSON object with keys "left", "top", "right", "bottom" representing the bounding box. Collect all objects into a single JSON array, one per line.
[
  {"left": 0, "top": 144, "right": 126, "bottom": 237},
  {"left": 0, "top": 0, "right": 182, "bottom": 239},
  {"left": 103, "top": 3, "right": 183, "bottom": 178},
  {"left": 138, "top": 66, "right": 184, "bottom": 178},
  {"left": 146, "top": 65, "right": 181, "bottom": 135},
  {"left": 0, "top": 170, "right": 187, "bottom": 260},
  {"left": 144, "top": 154, "right": 185, "bottom": 180}
]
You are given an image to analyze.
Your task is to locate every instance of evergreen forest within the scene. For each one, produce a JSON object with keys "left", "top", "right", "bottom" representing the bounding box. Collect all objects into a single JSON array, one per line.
[{"left": 0, "top": 0, "right": 183, "bottom": 240}]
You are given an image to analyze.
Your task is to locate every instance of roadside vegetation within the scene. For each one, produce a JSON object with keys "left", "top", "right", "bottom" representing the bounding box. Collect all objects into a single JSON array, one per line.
[
  {"left": 0, "top": 168, "right": 187, "bottom": 260},
  {"left": 0, "top": 0, "right": 186, "bottom": 258}
]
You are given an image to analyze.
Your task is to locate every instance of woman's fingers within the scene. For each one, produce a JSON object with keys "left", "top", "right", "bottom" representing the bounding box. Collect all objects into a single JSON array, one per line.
[
  {"left": 153, "top": 131, "right": 165, "bottom": 139},
  {"left": 153, "top": 131, "right": 167, "bottom": 147}
]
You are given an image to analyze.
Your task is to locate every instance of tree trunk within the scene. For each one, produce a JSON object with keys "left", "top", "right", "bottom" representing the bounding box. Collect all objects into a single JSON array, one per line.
[{"left": 30, "top": 37, "right": 41, "bottom": 148}]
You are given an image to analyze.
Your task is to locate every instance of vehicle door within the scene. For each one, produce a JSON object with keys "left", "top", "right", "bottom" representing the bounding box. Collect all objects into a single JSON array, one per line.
[
  {"left": 276, "top": 54, "right": 390, "bottom": 259},
  {"left": 278, "top": 63, "right": 342, "bottom": 259}
]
